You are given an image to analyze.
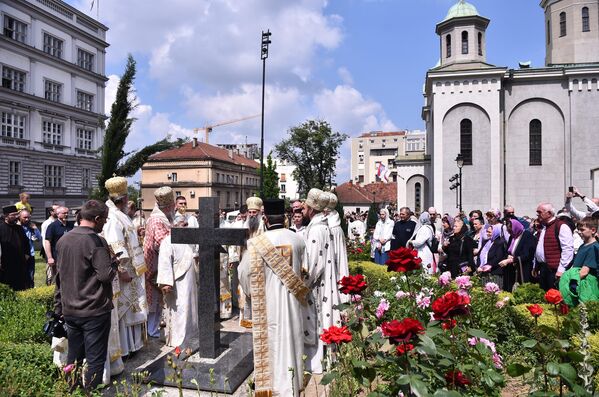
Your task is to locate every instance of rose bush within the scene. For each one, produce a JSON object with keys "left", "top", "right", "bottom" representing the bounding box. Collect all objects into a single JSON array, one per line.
[{"left": 338, "top": 274, "right": 367, "bottom": 295}]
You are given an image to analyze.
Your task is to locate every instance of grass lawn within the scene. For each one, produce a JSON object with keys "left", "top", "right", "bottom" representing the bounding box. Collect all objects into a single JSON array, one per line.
[{"left": 34, "top": 253, "right": 47, "bottom": 288}]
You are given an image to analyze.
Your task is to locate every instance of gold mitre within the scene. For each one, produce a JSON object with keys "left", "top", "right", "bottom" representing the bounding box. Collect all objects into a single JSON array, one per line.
[
  {"left": 154, "top": 186, "right": 175, "bottom": 207},
  {"left": 305, "top": 188, "right": 324, "bottom": 211},
  {"left": 325, "top": 192, "right": 338, "bottom": 210},
  {"left": 246, "top": 196, "right": 263, "bottom": 211},
  {"left": 105, "top": 176, "right": 127, "bottom": 199}
]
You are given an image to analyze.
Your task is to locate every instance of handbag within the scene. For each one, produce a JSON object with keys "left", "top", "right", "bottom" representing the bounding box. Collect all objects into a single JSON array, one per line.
[{"left": 43, "top": 311, "right": 68, "bottom": 339}]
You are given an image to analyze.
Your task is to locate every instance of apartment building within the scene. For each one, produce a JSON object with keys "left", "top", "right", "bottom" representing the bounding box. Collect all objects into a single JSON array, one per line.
[{"left": 0, "top": 0, "right": 108, "bottom": 216}]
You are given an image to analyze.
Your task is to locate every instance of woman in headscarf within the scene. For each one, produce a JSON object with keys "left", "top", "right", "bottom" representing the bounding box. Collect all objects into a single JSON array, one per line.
[
  {"left": 478, "top": 224, "right": 508, "bottom": 287},
  {"left": 443, "top": 218, "right": 475, "bottom": 277},
  {"left": 438, "top": 214, "right": 455, "bottom": 267},
  {"left": 498, "top": 218, "right": 537, "bottom": 290},
  {"left": 408, "top": 212, "right": 436, "bottom": 274},
  {"left": 373, "top": 208, "right": 394, "bottom": 265}
]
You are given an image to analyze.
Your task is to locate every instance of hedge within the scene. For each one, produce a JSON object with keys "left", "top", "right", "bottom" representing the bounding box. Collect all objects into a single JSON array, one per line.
[
  {"left": 0, "top": 342, "right": 58, "bottom": 397},
  {"left": 0, "top": 289, "right": 52, "bottom": 344},
  {"left": 348, "top": 260, "right": 394, "bottom": 292}
]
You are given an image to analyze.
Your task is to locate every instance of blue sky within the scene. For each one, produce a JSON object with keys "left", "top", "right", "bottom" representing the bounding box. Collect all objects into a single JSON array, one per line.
[{"left": 67, "top": 0, "right": 546, "bottom": 183}]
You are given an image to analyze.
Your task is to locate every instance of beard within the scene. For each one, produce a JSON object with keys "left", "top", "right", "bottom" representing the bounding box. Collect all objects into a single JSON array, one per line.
[
  {"left": 165, "top": 209, "right": 176, "bottom": 222},
  {"left": 247, "top": 215, "right": 260, "bottom": 234}
]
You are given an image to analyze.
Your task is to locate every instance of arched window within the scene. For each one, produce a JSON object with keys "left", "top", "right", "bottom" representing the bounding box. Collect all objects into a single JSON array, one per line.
[
  {"left": 582, "top": 7, "right": 590, "bottom": 32},
  {"left": 446, "top": 34, "right": 452, "bottom": 57},
  {"left": 461, "top": 31, "right": 469, "bottom": 54},
  {"left": 547, "top": 20, "right": 551, "bottom": 44},
  {"left": 415, "top": 182, "right": 422, "bottom": 214},
  {"left": 460, "top": 119, "right": 472, "bottom": 165},
  {"left": 477, "top": 32, "right": 483, "bottom": 56},
  {"left": 560, "top": 12, "right": 567, "bottom": 36},
  {"left": 529, "top": 119, "right": 542, "bottom": 166}
]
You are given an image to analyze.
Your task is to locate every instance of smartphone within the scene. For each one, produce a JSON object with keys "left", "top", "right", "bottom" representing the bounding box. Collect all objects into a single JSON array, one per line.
[{"left": 568, "top": 186, "right": 574, "bottom": 193}]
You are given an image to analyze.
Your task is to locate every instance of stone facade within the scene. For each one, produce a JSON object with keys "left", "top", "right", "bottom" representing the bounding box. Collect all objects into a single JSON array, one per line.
[
  {"left": 417, "top": 0, "right": 599, "bottom": 217},
  {"left": 0, "top": 0, "right": 108, "bottom": 218}
]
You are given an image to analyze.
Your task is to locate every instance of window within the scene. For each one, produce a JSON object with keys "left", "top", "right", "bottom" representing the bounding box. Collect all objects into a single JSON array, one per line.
[
  {"left": 415, "top": 182, "right": 422, "bottom": 214},
  {"left": 44, "top": 80, "right": 62, "bottom": 102},
  {"left": 1, "top": 111, "right": 25, "bottom": 139},
  {"left": 171, "top": 172, "right": 177, "bottom": 182},
  {"left": 4, "top": 15, "right": 27, "bottom": 43},
  {"left": 406, "top": 136, "right": 425, "bottom": 152},
  {"left": 77, "top": 48, "right": 94, "bottom": 71},
  {"left": 175, "top": 191, "right": 182, "bottom": 197},
  {"left": 43, "top": 33, "right": 63, "bottom": 58},
  {"left": 76, "top": 91, "right": 93, "bottom": 111},
  {"left": 280, "top": 173, "right": 286, "bottom": 182},
  {"left": 281, "top": 183, "right": 286, "bottom": 193},
  {"left": 460, "top": 119, "right": 472, "bottom": 165},
  {"left": 461, "top": 31, "right": 468, "bottom": 54},
  {"left": 529, "top": 119, "right": 542, "bottom": 166},
  {"left": 82, "top": 168, "right": 90, "bottom": 189},
  {"left": 582, "top": 7, "right": 590, "bottom": 32},
  {"left": 216, "top": 173, "right": 220, "bottom": 183},
  {"left": 2, "top": 66, "right": 25, "bottom": 92},
  {"left": 9, "top": 161, "right": 20, "bottom": 186},
  {"left": 44, "top": 165, "right": 63, "bottom": 187},
  {"left": 42, "top": 121, "right": 63, "bottom": 145},
  {"left": 358, "top": 154, "right": 364, "bottom": 163},
  {"left": 76, "top": 128, "right": 93, "bottom": 150},
  {"left": 446, "top": 34, "right": 452, "bottom": 57},
  {"left": 477, "top": 32, "right": 483, "bottom": 56},
  {"left": 547, "top": 20, "right": 551, "bottom": 44},
  {"left": 560, "top": 12, "right": 566, "bottom": 37}
]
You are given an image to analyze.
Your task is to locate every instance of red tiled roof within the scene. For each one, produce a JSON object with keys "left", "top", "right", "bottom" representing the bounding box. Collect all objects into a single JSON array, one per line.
[
  {"left": 358, "top": 131, "right": 406, "bottom": 138},
  {"left": 335, "top": 181, "right": 397, "bottom": 205},
  {"left": 148, "top": 141, "right": 259, "bottom": 168}
]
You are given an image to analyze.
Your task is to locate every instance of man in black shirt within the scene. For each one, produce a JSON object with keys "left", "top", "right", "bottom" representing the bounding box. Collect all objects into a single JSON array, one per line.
[
  {"left": 391, "top": 207, "right": 417, "bottom": 250},
  {"left": 0, "top": 205, "right": 30, "bottom": 290},
  {"left": 44, "top": 206, "right": 72, "bottom": 284}
]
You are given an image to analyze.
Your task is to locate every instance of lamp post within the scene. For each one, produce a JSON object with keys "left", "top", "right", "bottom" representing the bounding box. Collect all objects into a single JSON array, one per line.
[
  {"left": 455, "top": 153, "right": 464, "bottom": 213},
  {"left": 259, "top": 29, "right": 271, "bottom": 199}
]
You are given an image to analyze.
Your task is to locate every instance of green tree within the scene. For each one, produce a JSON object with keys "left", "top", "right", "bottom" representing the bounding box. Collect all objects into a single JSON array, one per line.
[
  {"left": 260, "top": 152, "right": 280, "bottom": 199},
  {"left": 91, "top": 55, "right": 184, "bottom": 199},
  {"left": 274, "top": 120, "right": 348, "bottom": 197},
  {"left": 367, "top": 202, "right": 379, "bottom": 229},
  {"left": 334, "top": 193, "right": 348, "bottom": 238}
]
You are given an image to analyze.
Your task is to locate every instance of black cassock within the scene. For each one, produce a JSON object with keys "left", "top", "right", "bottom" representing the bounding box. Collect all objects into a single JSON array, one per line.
[{"left": 0, "top": 222, "right": 30, "bottom": 291}]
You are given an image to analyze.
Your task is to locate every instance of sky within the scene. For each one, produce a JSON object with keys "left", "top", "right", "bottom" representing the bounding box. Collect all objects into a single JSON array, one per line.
[{"left": 66, "top": 0, "right": 546, "bottom": 184}]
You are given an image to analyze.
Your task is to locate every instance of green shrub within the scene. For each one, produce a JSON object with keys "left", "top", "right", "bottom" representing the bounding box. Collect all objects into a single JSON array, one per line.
[
  {"left": 512, "top": 303, "right": 561, "bottom": 333},
  {"left": 348, "top": 260, "right": 394, "bottom": 292},
  {"left": 0, "top": 283, "right": 16, "bottom": 301},
  {"left": 0, "top": 294, "right": 48, "bottom": 344},
  {"left": 512, "top": 283, "right": 546, "bottom": 305},
  {"left": 17, "top": 285, "right": 55, "bottom": 309},
  {"left": 0, "top": 342, "right": 58, "bottom": 397}
]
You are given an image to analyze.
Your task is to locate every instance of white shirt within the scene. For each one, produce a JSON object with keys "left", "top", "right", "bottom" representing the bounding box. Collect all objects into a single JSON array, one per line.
[
  {"left": 534, "top": 217, "right": 574, "bottom": 274},
  {"left": 41, "top": 216, "right": 55, "bottom": 240}
]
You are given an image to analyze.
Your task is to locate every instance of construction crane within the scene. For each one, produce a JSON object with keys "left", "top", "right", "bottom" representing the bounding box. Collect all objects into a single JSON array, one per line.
[{"left": 193, "top": 114, "right": 260, "bottom": 144}]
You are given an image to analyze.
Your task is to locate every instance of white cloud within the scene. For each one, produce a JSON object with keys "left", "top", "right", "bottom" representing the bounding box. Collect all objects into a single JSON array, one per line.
[{"left": 337, "top": 67, "right": 353, "bottom": 85}]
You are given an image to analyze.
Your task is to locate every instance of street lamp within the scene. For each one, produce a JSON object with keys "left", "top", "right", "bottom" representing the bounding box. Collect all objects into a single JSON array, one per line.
[
  {"left": 455, "top": 153, "right": 464, "bottom": 213},
  {"left": 259, "top": 29, "right": 271, "bottom": 199}
]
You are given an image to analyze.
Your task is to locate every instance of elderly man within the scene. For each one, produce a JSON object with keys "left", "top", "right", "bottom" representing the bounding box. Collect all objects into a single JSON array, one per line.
[
  {"left": 143, "top": 187, "right": 175, "bottom": 338},
  {"left": 391, "top": 207, "right": 417, "bottom": 250},
  {"left": 102, "top": 176, "right": 147, "bottom": 364},
  {"left": 239, "top": 199, "right": 311, "bottom": 396},
  {"left": 44, "top": 206, "right": 72, "bottom": 284},
  {"left": 323, "top": 192, "right": 349, "bottom": 302},
  {"left": 303, "top": 188, "right": 337, "bottom": 374},
  {"left": 0, "top": 205, "right": 30, "bottom": 290},
  {"left": 19, "top": 210, "right": 41, "bottom": 288},
  {"left": 533, "top": 202, "right": 575, "bottom": 290}
]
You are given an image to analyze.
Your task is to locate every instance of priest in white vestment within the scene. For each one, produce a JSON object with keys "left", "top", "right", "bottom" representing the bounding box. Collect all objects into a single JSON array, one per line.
[
  {"left": 102, "top": 177, "right": 148, "bottom": 375},
  {"left": 322, "top": 192, "right": 349, "bottom": 306},
  {"left": 239, "top": 199, "right": 313, "bottom": 397},
  {"left": 156, "top": 223, "right": 199, "bottom": 350},
  {"left": 302, "top": 188, "right": 339, "bottom": 374}
]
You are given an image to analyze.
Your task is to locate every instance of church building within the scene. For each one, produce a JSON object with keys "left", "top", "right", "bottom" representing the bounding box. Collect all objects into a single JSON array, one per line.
[{"left": 397, "top": 0, "right": 599, "bottom": 216}]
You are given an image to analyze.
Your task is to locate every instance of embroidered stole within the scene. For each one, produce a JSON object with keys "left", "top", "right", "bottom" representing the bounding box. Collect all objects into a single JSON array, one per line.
[{"left": 249, "top": 234, "right": 310, "bottom": 397}]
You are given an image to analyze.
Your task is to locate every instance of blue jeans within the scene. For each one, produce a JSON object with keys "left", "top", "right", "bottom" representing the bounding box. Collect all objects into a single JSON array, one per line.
[{"left": 374, "top": 249, "right": 388, "bottom": 265}]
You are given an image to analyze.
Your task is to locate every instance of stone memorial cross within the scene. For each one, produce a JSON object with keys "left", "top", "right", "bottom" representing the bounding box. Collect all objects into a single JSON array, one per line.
[{"left": 171, "top": 196, "right": 247, "bottom": 359}]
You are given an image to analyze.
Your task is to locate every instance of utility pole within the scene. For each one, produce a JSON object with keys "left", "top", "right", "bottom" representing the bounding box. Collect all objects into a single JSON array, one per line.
[{"left": 259, "top": 29, "right": 271, "bottom": 199}]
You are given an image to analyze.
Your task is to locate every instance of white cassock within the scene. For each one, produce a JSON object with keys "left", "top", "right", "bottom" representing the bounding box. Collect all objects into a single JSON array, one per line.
[
  {"left": 325, "top": 210, "right": 350, "bottom": 305},
  {"left": 238, "top": 227, "right": 313, "bottom": 397},
  {"left": 156, "top": 235, "right": 199, "bottom": 350},
  {"left": 102, "top": 200, "right": 148, "bottom": 363},
  {"left": 303, "top": 212, "right": 338, "bottom": 374}
]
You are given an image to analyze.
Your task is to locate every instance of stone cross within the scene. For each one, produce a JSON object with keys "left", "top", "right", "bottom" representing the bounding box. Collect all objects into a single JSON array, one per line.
[{"left": 171, "top": 196, "right": 247, "bottom": 359}]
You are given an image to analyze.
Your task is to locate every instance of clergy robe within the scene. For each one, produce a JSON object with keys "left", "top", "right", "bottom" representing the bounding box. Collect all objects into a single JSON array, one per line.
[
  {"left": 156, "top": 235, "right": 199, "bottom": 350},
  {"left": 238, "top": 227, "right": 312, "bottom": 397},
  {"left": 0, "top": 221, "right": 30, "bottom": 291},
  {"left": 103, "top": 200, "right": 148, "bottom": 356},
  {"left": 303, "top": 212, "right": 337, "bottom": 374},
  {"left": 325, "top": 210, "right": 350, "bottom": 305}
]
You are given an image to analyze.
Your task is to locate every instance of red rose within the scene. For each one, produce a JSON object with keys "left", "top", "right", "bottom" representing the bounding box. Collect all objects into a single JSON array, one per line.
[
  {"left": 174, "top": 346, "right": 182, "bottom": 357},
  {"left": 396, "top": 343, "right": 415, "bottom": 355},
  {"left": 559, "top": 303, "right": 569, "bottom": 315},
  {"left": 320, "top": 326, "right": 353, "bottom": 345},
  {"left": 386, "top": 247, "right": 422, "bottom": 273},
  {"left": 357, "top": 248, "right": 363, "bottom": 253},
  {"left": 526, "top": 304, "right": 543, "bottom": 317},
  {"left": 338, "top": 274, "right": 368, "bottom": 295},
  {"left": 432, "top": 291, "right": 471, "bottom": 320},
  {"left": 445, "top": 370, "right": 471, "bottom": 387},
  {"left": 381, "top": 318, "right": 425, "bottom": 344},
  {"left": 442, "top": 319, "right": 457, "bottom": 330},
  {"left": 545, "top": 289, "right": 563, "bottom": 305}
]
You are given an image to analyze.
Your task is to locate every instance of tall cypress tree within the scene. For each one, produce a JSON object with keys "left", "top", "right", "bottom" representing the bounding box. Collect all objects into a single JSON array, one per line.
[
  {"left": 262, "top": 152, "right": 280, "bottom": 199},
  {"left": 92, "top": 54, "right": 183, "bottom": 199}
]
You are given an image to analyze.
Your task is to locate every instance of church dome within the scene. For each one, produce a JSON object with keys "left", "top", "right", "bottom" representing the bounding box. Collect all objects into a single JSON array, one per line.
[{"left": 443, "top": 0, "right": 479, "bottom": 22}]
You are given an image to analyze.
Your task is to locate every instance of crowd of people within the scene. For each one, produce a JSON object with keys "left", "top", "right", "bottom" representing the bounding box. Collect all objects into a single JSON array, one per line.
[{"left": 368, "top": 187, "right": 599, "bottom": 299}]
